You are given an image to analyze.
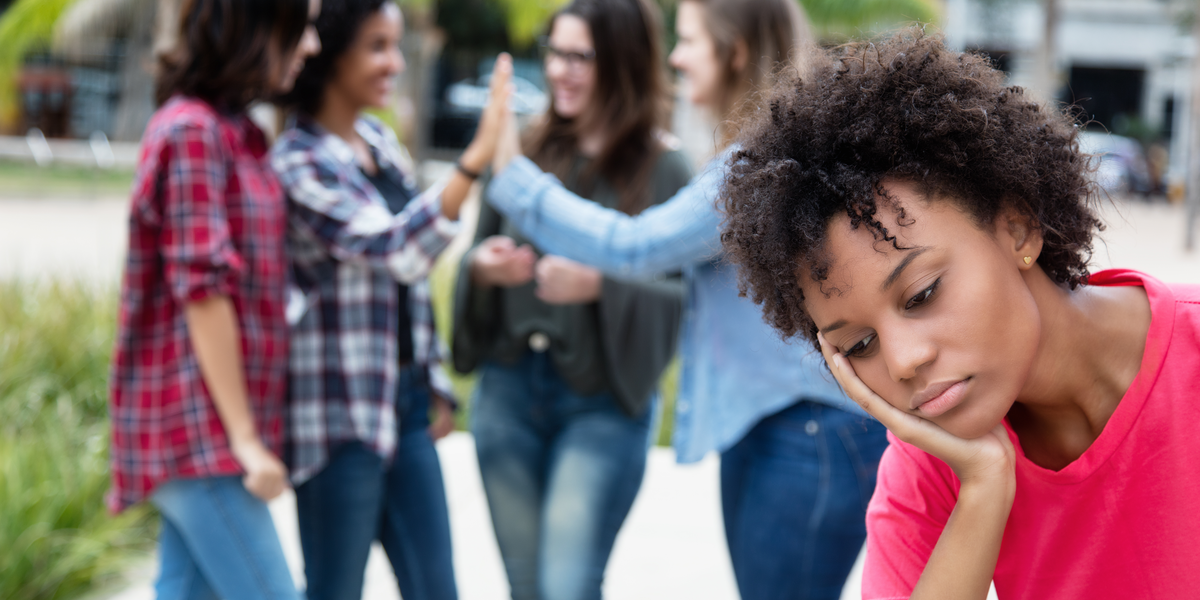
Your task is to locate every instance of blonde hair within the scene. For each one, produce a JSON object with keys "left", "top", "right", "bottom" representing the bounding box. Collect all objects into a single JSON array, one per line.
[{"left": 689, "top": 0, "right": 811, "bottom": 147}]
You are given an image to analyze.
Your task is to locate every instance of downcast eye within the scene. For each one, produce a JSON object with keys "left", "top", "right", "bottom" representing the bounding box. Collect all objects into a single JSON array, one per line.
[
  {"left": 846, "top": 333, "right": 876, "bottom": 358},
  {"left": 906, "top": 278, "right": 941, "bottom": 310}
]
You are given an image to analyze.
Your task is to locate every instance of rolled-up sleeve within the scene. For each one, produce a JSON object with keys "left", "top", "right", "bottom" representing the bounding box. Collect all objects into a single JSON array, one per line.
[
  {"left": 273, "top": 146, "right": 459, "bottom": 284},
  {"left": 160, "top": 123, "right": 245, "bottom": 303},
  {"left": 486, "top": 155, "right": 726, "bottom": 277}
]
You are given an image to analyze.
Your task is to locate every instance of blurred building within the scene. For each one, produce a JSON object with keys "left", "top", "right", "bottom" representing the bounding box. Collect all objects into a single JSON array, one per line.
[{"left": 944, "top": 0, "right": 1195, "bottom": 192}]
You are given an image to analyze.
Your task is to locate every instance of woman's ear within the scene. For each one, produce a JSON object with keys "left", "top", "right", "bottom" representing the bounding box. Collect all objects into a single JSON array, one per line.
[
  {"left": 732, "top": 38, "right": 749, "bottom": 74},
  {"left": 999, "top": 208, "right": 1044, "bottom": 271}
]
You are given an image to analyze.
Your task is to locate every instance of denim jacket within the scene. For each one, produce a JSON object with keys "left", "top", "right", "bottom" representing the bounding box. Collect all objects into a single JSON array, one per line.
[{"left": 487, "top": 154, "right": 867, "bottom": 463}]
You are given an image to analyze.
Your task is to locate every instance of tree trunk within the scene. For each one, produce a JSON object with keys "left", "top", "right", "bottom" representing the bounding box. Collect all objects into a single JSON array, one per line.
[
  {"left": 1032, "top": 0, "right": 1060, "bottom": 102},
  {"left": 1186, "top": 8, "right": 1200, "bottom": 251},
  {"left": 111, "top": 0, "right": 156, "bottom": 141},
  {"left": 398, "top": 3, "right": 445, "bottom": 167}
]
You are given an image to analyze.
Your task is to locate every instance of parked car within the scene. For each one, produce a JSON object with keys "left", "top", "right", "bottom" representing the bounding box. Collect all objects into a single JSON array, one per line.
[
  {"left": 1077, "top": 131, "right": 1153, "bottom": 196},
  {"left": 432, "top": 57, "right": 547, "bottom": 149}
]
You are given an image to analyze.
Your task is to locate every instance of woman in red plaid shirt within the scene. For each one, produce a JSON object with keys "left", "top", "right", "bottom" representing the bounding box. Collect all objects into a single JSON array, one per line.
[{"left": 108, "top": 1, "right": 319, "bottom": 598}]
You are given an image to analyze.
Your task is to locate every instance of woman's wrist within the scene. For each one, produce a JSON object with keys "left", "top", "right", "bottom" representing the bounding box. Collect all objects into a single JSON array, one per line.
[{"left": 459, "top": 143, "right": 489, "bottom": 177}]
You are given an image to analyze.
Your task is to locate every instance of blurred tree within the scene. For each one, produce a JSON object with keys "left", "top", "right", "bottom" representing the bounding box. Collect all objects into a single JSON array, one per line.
[
  {"left": 56, "top": 0, "right": 158, "bottom": 140},
  {"left": 486, "top": 0, "right": 940, "bottom": 48},
  {"left": 0, "top": 0, "right": 78, "bottom": 133},
  {"left": 1184, "top": 2, "right": 1198, "bottom": 249},
  {"left": 800, "top": 0, "right": 939, "bottom": 41}
]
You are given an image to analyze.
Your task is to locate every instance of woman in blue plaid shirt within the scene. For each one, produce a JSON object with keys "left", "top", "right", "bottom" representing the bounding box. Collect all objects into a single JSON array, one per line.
[{"left": 271, "top": 2, "right": 511, "bottom": 599}]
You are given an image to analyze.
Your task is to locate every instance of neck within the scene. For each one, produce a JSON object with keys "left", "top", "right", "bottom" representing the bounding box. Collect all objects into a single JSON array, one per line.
[
  {"left": 578, "top": 129, "right": 604, "bottom": 158},
  {"left": 315, "top": 88, "right": 361, "bottom": 142},
  {"left": 1007, "top": 268, "right": 1150, "bottom": 468}
]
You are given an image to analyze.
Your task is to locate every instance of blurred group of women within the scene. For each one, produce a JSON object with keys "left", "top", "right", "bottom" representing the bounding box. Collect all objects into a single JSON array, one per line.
[{"left": 108, "top": 1, "right": 885, "bottom": 600}]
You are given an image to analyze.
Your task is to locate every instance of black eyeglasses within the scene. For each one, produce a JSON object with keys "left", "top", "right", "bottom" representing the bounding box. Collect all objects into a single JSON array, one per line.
[{"left": 539, "top": 37, "right": 596, "bottom": 71}]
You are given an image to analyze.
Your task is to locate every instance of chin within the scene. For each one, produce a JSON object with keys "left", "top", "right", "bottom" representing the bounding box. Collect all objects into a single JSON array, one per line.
[{"left": 937, "top": 395, "right": 1013, "bottom": 440}]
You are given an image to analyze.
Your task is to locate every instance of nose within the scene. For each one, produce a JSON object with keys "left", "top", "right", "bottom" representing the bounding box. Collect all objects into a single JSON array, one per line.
[
  {"left": 307, "top": 27, "right": 322, "bottom": 57},
  {"left": 668, "top": 46, "right": 683, "bottom": 71},
  {"left": 545, "top": 55, "right": 568, "bottom": 83},
  {"left": 879, "top": 324, "right": 937, "bottom": 384}
]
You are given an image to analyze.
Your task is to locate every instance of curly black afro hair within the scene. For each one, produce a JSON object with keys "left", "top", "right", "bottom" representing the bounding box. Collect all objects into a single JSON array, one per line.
[{"left": 719, "top": 28, "right": 1103, "bottom": 346}]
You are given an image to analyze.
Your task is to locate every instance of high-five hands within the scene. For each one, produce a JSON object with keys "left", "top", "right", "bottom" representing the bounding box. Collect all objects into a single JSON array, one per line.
[
  {"left": 491, "top": 79, "right": 523, "bottom": 174},
  {"left": 458, "top": 54, "right": 514, "bottom": 175},
  {"left": 441, "top": 54, "right": 514, "bottom": 221}
]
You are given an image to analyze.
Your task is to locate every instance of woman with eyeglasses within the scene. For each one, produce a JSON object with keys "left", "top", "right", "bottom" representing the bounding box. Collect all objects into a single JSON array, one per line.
[
  {"left": 484, "top": 0, "right": 888, "bottom": 598},
  {"left": 451, "top": 0, "right": 691, "bottom": 598}
]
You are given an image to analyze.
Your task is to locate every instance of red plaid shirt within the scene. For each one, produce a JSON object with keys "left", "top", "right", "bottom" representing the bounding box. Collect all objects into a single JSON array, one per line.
[{"left": 108, "top": 96, "right": 289, "bottom": 512}]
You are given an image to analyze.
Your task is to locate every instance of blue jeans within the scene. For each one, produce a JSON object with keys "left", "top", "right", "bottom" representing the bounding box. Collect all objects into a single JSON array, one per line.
[
  {"left": 295, "top": 366, "right": 457, "bottom": 600},
  {"left": 151, "top": 476, "right": 299, "bottom": 600},
  {"left": 720, "top": 400, "right": 888, "bottom": 600},
  {"left": 472, "top": 352, "right": 653, "bottom": 600}
]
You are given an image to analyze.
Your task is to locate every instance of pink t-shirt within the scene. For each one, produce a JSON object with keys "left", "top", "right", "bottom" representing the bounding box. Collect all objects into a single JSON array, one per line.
[{"left": 863, "top": 269, "right": 1200, "bottom": 599}]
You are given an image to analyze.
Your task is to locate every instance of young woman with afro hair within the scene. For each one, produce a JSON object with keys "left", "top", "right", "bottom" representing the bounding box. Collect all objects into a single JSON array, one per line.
[{"left": 720, "top": 28, "right": 1200, "bottom": 600}]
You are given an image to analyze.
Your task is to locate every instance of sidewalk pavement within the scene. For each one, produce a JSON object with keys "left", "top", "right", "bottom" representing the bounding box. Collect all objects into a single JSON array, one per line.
[{"left": 106, "top": 432, "right": 769, "bottom": 600}]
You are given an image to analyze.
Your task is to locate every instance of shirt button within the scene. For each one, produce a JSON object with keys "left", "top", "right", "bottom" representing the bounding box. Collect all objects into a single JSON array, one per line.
[
  {"left": 677, "top": 400, "right": 691, "bottom": 414},
  {"left": 805, "top": 420, "right": 820, "bottom": 436},
  {"left": 528, "top": 332, "right": 550, "bottom": 353}
]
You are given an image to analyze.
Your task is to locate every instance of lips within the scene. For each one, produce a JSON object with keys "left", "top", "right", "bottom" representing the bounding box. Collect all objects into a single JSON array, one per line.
[{"left": 910, "top": 379, "right": 969, "bottom": 418}]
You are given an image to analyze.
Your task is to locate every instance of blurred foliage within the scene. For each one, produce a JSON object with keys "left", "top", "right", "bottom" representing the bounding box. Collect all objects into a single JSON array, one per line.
[
  {"left": 0, "top": 280, "right": 156, "bottom": 600},
  {"left": 800, "top": 0, "right": 939, "bottom": 40},
  {"left": 472, "top": 0, "right": 940, "bottom": 47},
  {"left": 0, "top": 160, "right": 134, "bottom": 197},
  {"left": 494, "top": 0, "right": 569, "bottom": 48},
  {"left": 0, "top": 0, "right": 79, "bottom": 132}
]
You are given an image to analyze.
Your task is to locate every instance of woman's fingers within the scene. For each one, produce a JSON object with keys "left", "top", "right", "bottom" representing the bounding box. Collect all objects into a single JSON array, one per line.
[{"left": 488, "top": 53, "right": 513, "bottom": 101}]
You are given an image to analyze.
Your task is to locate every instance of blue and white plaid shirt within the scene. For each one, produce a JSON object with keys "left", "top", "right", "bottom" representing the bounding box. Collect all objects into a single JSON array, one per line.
[{"left": 273, "top": 114, "right": 458, "bottom": 484}]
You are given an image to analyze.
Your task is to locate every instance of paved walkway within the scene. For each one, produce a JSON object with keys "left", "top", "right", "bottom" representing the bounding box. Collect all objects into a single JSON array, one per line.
[{"left": 3, "top": 189, "right": 1196, "bottom": 600}]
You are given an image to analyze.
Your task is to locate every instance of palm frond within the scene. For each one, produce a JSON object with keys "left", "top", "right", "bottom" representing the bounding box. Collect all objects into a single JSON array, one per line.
[{"left": 0, "top": 0, "right": 80, "bottom": 131}]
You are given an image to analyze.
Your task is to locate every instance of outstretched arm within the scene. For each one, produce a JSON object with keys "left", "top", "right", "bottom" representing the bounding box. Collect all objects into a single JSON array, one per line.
[{"left": 485, "top": 154, "right": 728, "bottom": 278}]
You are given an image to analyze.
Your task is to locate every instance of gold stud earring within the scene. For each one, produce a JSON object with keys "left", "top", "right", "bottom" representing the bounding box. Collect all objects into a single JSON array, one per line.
[{"left": 1023, "top": 256, "right": 1033, "bottom": 265}]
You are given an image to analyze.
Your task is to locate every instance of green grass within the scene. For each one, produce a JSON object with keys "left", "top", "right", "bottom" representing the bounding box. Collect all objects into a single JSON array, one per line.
[
  {"left": 0, "top": 252, "right": 676, "bottom": 598},
  {"left": 0, "top": 161, "right": 135, "bottom": 198},
  {"left": 0, "top": 280, "right": 156, "bottom": 600}
]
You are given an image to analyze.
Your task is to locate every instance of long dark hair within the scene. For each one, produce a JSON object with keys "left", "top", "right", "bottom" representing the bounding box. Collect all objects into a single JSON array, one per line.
[
  {"left": 278, "top": 0, "right": 389, "bottom": 116},
  {"left": 156, "top": 0, "right": 310, "bottom": 110},
  {"left": 524, "top": 0, "right": 670, "bottom": 215}
]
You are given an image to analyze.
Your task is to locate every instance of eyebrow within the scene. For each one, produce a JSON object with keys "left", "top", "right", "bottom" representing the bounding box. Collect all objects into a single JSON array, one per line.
[
  {"left": 880, "top": 247, "right": 931, "bottom": 292},
  {"left": 817, "top": 246, "right": 932, "bottom": 336},
  {"left": 820, "top": 319, "right": 849, "bottom": 335}
]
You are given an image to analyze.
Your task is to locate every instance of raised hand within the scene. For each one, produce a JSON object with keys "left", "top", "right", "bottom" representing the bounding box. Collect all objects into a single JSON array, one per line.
[
  {"left": 492, "top": 83, "right": 522, "bottom": 174},
  {"left": 469, "top": 235, "right": 536, "bottom": 288},
  {"left": 816, "top": 332, "right": 1016, "bottom": 487},
  {"left": 459, "top": 53, "right": 514, "bottom": 174},
  {"left": 535, "top": 255, "right": 602, "bottom": 305}
]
